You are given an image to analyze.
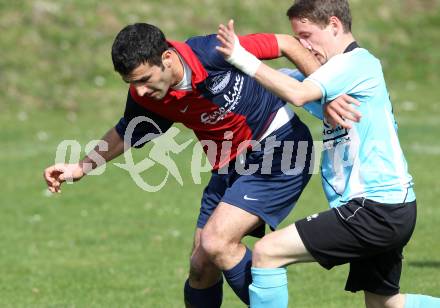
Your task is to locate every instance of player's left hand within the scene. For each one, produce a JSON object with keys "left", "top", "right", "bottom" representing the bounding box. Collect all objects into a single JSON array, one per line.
[
  {"left": 216, "top": 19, "right": 238, "bottom": 59},
  {"left": 324, "top": 94, "right": 362, "bottom": 129}
]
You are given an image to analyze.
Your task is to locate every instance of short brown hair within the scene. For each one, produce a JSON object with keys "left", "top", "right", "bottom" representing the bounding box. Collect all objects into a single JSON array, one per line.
[
  {"left": 286, "top": 0, "right": 352, "bottom": 32},
  {"left": 112, "top": 23, "right": 168, "bottom": 76}
]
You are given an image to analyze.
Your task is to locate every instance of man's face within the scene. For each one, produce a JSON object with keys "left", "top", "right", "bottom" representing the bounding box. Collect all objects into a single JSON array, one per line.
[
  {"left": 123, "top": 60, "right": 173, "bottom": 100},
  {"left": 291, "top": 18, "right": 336, "bottom": 65}
]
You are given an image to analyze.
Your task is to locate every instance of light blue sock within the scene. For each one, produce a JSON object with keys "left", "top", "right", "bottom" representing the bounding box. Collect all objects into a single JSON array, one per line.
[
  {"left": 405, "top": 294, "right": 440, "bottom": 308},
  {"left": 249, "top": 267, "right": 288, "bottom": 308}
]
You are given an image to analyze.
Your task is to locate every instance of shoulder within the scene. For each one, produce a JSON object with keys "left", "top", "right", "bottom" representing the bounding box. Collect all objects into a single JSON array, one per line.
[
  {"left": 185, "top": 34, "right": 219, "bottom": 56},
  {"left": 313, "top": 48, "right": 381, "bottom": 81},
  {"left": 186, "top": 34, "right": 231, "bottom": 71},
  {"left": 328, "top": 48, "right": 379, "bottom": 69},
  {"left": 307, "top": 48, "right": 384, "bottom": 101}
]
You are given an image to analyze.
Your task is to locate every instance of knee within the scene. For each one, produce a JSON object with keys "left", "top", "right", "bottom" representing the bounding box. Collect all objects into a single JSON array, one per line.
[
  {"left": 364, "top": 291, "right": 405, "bottom": 308},
  {"left": 189, "top": 244, "right": 220, "bottom": 284},
  {"left": 200, "top": 228, "right": 231, "bottom": 261},
  {"left": 190, "top": 243, "right": 211, "bottom": 272},
  {"left": 364, "top": 294, "right": 381, "bottom": 308},
  {"left": 189, "top": 249, "right": 206, "bottom": 281},
  {"left": 200, "top": 230, "right": 224, "bottom": 259},
  {"left": 252, "top": 238, "right": 275, "bottom": 268}
]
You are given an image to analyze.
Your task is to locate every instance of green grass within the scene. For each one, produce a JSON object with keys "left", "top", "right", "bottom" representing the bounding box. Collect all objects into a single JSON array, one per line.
[{"left": 1, "top": 0, "right": 440, "bottom": 307}]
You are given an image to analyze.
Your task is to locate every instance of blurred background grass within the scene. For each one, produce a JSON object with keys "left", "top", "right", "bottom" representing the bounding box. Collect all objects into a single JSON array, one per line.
[{"left": 1, "top": 0, "right": 439, "bottom": 307}]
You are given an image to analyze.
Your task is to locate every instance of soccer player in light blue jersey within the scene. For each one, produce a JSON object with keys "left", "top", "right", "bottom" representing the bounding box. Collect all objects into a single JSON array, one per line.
[{"left": 216, "top": 0, "right": 440, "bottom": 307}]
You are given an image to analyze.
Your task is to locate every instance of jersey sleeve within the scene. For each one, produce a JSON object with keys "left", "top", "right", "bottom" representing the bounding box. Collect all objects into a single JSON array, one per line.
[
  {"left": 305, "top": 50, "right": 380, "bottom": 103},
  {"left": 115, "top": 90, "right": 174, "bottom": 148},
  {"left": 238, "top": 33, "right": 279, "bottom": 60},
  {"left": 302, "top": 102, "right": 324, "bottom": 120},
  {"left": 186, "top": 33, "right": 279, "bottom": 71}
]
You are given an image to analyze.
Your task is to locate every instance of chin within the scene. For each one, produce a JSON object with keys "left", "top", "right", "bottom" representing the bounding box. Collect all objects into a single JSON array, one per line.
[
  {"left": 151, "top": 92, "right": 165, "bottom": 100},
  {"left": 157, "top": 93, "right": 167, "bottom": 100}
]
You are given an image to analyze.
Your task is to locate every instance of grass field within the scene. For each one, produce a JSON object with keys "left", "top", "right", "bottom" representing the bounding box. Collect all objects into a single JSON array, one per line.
[{"left": 1, "top": 0, "right": 440, "bottom": 307}]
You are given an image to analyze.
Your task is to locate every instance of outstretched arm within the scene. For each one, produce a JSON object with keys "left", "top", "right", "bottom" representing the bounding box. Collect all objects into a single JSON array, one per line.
[
  {"left": 216, "top": 20, "right": 321, "bottom": 106},
  {"left": 216, "top": 20, "right": 361, "bottom": 128},
  {"left": 43, "top": 89, "right": 174, "bottom": 193},
  {"left": 43, "top": 127, "right": 126, "bottom": 193}
]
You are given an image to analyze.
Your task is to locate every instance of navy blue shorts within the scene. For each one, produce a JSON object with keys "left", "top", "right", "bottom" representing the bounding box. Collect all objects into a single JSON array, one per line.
[{"left": 197, "top": 115, "right": 313, "bottom": 237}]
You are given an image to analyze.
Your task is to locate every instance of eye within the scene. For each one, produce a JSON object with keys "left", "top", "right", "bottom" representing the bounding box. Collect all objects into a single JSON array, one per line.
[{"left": 131, "top": 76, "right": 151, "bottom": 85}]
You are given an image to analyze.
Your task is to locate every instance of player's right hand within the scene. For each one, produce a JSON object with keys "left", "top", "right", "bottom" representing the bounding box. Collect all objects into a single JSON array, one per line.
[
  {"left": 216, "top": 19, "right": 237, "bottom": 59},
  {"left": 43, "top": 163, "right": 84, "bottom": 193}
]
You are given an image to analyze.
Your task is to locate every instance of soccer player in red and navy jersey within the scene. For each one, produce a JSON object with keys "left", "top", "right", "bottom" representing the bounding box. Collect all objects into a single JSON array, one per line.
[{"left": 43, "top": 23, "right": 350, "bottom": 307}]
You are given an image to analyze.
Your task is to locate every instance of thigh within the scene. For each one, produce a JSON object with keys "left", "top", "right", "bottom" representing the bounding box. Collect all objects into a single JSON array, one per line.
[
  {"left": 203, "top": 202, "right": 264, "bottom": 244},
  {"left": 364, "top": 292, "right": 405, "bottom": 308},
  {"left": 253, "top": 224, "right": 315, "bottom": 268},
  {"left": 201, "top": 202, "right": 263, "bottom": 268}
]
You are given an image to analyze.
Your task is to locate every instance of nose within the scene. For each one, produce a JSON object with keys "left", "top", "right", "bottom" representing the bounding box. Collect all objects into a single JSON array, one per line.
[
  {"left": 299, "top": 39, "right": 312, "bottom": 51},
  {"left": 135, "top": 85, "right": 152, "bottom": 97}
]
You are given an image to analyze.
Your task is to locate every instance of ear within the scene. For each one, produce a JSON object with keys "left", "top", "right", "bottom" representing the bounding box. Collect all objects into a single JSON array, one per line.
[
  {"left": 328, "top": 16, "right": 342, "bottom": 36},
  {"left": 161, "top": 50, "right": 173, "bottom": 68}
]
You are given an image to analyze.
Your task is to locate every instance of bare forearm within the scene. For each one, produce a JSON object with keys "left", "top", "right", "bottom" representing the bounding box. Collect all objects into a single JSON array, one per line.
[
  {"left": 254, "top": 63, "right": 311, "bottom": 106},
  {"left": 216, "top": 21, "right": 323, "bottom": 106},
  {"left": 276, "top": 34, "right": 320, "bottom": 76},
  {"left": 255, "top": 35, "right": 322, "bottom": 106},
  {"left": 80, "top": 127, "right": 127, "bottom": 173},
  {"left": 247, "top": 34, "right": 322, "bottom": 106}
]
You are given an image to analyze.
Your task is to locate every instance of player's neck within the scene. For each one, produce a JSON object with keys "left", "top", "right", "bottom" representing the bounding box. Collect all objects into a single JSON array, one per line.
[{"left": 337, "top": 33, "right": 356, "bottom": 55}]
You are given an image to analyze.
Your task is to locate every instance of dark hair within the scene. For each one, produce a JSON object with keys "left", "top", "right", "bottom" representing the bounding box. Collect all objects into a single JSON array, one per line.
[
  {"left": 111, "top": 23, "right": 169, "bottom": 76},
  {"left": 286, "top": 0, "right": 352, "bottom": 32}
]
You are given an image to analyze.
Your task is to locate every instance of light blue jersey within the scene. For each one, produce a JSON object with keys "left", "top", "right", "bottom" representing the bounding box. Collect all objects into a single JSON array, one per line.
[
  {"left": 281, "top": 46, "right": 415, "bottom": 208},
  {"left": 307, "top": 47, "right": 415, "bottom": 207}
]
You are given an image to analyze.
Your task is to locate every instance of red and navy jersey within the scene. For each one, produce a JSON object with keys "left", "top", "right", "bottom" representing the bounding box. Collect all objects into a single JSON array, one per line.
[{"left": 115, "top": 33, "right": 286, "bottom": 170}]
